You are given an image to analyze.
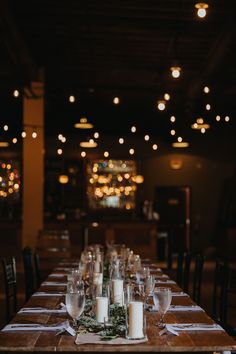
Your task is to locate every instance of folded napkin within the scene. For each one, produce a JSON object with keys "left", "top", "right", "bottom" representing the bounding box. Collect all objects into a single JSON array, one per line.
[
  {"left": 171, "top": 291, "right": 189, "bottom": 297},
  {"left": 75, "top": 332, "right": 148, "bottom": 345},
  {"left": 42, "top": 281, "right": 67, "bottom": 286},
  {"left": 18, "top": 307, "right": 67, "bottom": 314},
  {"left": 168, "top": 305, "right": 204, "bottom": 312},
  {"left": 155, "top": 280, "right": 176, "bottom": 285},
  {"left": 148, "top": 305, "right": 203, "bottom": 312},
  {"left": 159, "top": 323, "right": 223, "bottom": 336},
  {"left": 155, "top": 274, "right": 169, "bottom": 279},
  {"left": 49, "top": 274, "right": 66, "bottom": 278},
  {"left": 54, "top": 267, "right": 74, "bottom": 271},
  {"left": 32, "top": 292, "right": 64, "bottom": 297},
  {"left": 1, "top": 320, "right": 75, "bottom": 336}
]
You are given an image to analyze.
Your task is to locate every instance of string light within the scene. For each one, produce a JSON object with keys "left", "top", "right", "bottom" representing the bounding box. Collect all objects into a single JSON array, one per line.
[
  {"left": 170, "top": 129, "right": 176, "bottom": 136},
  {"left": 170, "top": 66, "right": 181, "bottom": 78},
  {"left": 32, "top": 131, "right": 37, "bottom": 139},
  {"left": 164, "top": 93, "right": 170, "bottom": 101},
  {"left": 170, "top": 116, "right": 176, "bottom": 122},
  {"left": 104, "top": 151, "right": 109, "bottom": 158},
  {"left": 177, "top": 137, "right": 183, "bottom": 142},
  {"left": 203, "top": 86, "right": 210, "bottom": 93},
  {"left": 12, "top": 138, "right": 17, "bottom": 144},
  {"left": 216, "top": 115, "right": 221, "bottom": 122},
  {"left": 129, "top": 148, "right": 135, "bottom": 155},
  {"left": 131, "top": 126, "right": 136, "bottom": 133},
  {"left": 81, "top": 151, "right": 86, "bottom": 157},
  {"left": 3, "top": 125, "right": 8, "bottom": 131},
  {"left": 57, "top": 148, "right": 63, "bottom": 155},
  {"left": 206, "top": 104, "right": 211, "bottom": 111},
  {"left": 225, "top": 116, "right": 230, "bottom": 122},
  {"left": 113, "top": 97, "right": 120, "bottom": 105},
  {"left": 157, "top": 100, "right": 166, "bottom": 111},
  {"left": 195, "top": 2, "right": 209, "bottom": 18},
  {"left": 144, "top": 135, "right": 150, "bottom": 141},
  {"left": 119, "top": 138, "right": 124, "bottom": 144},
  {"left": 152, "top": 144, "right": 158, "bottom": 150},
  {"left": 21, "top": 131, "right": 26, "bottom": 138},
  {"left": 201, "top": 128, "right": 206, "bottom": 133},
  {"left": 13, "top": 90, "right": 20, "bottom": 98},
  {"left": 69, "top": 95, "right": 75, "bottom": 103},
  {"left": 94, "top": 132, "right": 99, "bottom": 139}
]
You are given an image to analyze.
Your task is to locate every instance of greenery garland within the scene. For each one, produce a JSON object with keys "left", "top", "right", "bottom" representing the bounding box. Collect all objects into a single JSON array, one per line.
[{"left": 77, "top": 304, "right": 127, "bottom": 341}]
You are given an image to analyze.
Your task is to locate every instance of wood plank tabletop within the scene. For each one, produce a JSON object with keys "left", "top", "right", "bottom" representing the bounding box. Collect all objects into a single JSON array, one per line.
[{"left": 0, "top": 260, "right": 236, "bottom": 353}]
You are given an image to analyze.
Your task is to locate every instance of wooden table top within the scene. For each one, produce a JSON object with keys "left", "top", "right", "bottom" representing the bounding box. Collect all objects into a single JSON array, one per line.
[{"left": 0, "top": 261, "right": 235, "bottom": 353}]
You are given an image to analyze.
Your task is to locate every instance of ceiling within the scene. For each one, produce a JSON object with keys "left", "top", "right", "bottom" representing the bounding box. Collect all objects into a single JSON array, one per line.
[{"left": 0, "top": 0, "right": 236, "bottom": 155}]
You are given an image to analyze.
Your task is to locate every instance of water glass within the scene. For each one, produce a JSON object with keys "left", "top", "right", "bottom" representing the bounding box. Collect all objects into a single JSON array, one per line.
[{"left": 153, "top": 287, "right": 172, "bottom": 328}]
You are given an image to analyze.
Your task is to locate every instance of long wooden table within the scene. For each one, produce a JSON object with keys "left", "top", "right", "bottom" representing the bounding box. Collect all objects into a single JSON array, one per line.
[{"left": 0, "top": 260, "right": 235, "bottom": 353}]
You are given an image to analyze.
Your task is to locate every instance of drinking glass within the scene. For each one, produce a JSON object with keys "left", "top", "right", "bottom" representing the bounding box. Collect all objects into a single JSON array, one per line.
[
  {"left": 65, "top": 289, "right": 85, "bottom": 328},
  {"left": 153, "top": 287, "right": 172, "bottom": 328}
]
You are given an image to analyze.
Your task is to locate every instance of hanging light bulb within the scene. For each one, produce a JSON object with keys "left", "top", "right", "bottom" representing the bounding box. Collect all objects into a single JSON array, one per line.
[
  {"left": 195, "top": 2, "right": 209, "bottom": 18},
  {"left": 164, "top": 93, "right": 170, "bottom": 101},
  {"left": 32, "top": 131, "right": 37, "bottom": 139},
  {"left": 170, "top": 66, "right": 181, "bottom": 78},
  {"left": 113, "top": 97, "right": 120, "bottom": 104},
  {"left": 69, "top": 95, "right": 75, "bottom": 103},
  {"left": 13, "top": 89, "right": 20, "bottom": 97},
  {"left": 157, "top": 100, "right": 166, "bottom": 111}
]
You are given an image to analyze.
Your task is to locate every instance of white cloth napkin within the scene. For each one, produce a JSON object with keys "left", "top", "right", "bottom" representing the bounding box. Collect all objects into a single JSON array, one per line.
[
  {"left": 168, "top": 305, "right": 204, "bottom": 312},
  {"left": 18, "top": 307, "right": 67, "bottom": 314},
  {"left": 49, "top": 274, "right": 66, "bottom": 278},
  {"left": 54, "top": 267, "right": 74, "bottom": 271},
  {"left": 1, "top": 320, "right": 75, "bottom": 336},
  {"left": 75, "top": 332, "right": 148, "bottom": 345},
  {"left": 42, "top": 281, "right": 67, "bottom": 286},
  {"left": 155, "top": 274, "right": 169, "bottom": 279},
  {"left": 32, "top": 292, "right": 65, "bottom": 297},
  {"left": 159, "top": 323, "right": 223, "bottom": 336},
  {"left": 155, "top": 280, "right": 176, "bottom": 285},
  {"left": 171, "top": 291, "right": 189, "bottom": 297}
]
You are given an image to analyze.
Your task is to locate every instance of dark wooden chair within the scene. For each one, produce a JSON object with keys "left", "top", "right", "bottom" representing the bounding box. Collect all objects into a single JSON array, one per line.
[
  {"left": 22, "top": 247, "right": 35, "bottom": 301},
  {"left": 1, "top": 257, "right": 17, "bottom": 323},
  {"left": 34, "top": 252, "right": 42, "bottom": 289},
  {"left": 192, "top": 253, "right": 205, "bottom": 304},
  {"left": 176, "top": 252, "right": 192, "bottom": 293}
]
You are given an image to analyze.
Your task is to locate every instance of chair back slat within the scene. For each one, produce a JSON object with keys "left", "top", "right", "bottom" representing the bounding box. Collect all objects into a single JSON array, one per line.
[{"left": 1, "top": 257, "right": 17, "bottom": 323}]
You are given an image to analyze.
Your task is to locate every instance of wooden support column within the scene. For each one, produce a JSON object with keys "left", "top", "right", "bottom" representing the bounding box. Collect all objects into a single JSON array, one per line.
[{"left": 22, "top": 81, "right": 44, "bottom": 249}]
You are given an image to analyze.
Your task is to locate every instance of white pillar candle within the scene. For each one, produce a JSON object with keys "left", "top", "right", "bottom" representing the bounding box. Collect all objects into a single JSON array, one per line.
[
  {"left": 128, "top": 301, "right": 144, "bottom": 339},
  {"left": 93, "top": 272, "right": 103, "bottom": 285},
  {"left": 112, "top": 279, "right": 123, "bottom": 306},
  {"left": 96, "top": 296, "right": 108, "bottom": 323}
]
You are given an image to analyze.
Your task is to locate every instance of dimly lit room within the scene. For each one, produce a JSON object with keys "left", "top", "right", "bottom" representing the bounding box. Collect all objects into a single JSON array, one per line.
[{"left": 0, "top": 1, "right": 236, "bottom": 352}]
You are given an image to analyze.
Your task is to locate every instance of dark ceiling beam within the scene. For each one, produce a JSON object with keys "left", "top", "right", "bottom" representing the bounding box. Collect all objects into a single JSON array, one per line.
[
  {"left": 0, "top": 0, "right": 39, "bottom": 85},
  {"left": 187, "top": 19, "right": 236, "bottom": 110}
]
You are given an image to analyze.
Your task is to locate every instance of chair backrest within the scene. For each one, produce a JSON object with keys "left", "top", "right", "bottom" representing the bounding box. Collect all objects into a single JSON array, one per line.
[
  {"left": 22, "top": 247, "right": 35, "bottom": 301},
  {"left": 212, "top": 258, "right": 228, "bottom": 326},
  {"left": 192, "top": 253, "right": 205, "bottom": 304},
  {"left": 34, "top": 252, "right": 42, "bottom": 289},
  {"left": 1, "top": 257, "right": 17, "bottom": 322},
  {"left": 176, "top": 252, "right": 192, "bottom": 293}
]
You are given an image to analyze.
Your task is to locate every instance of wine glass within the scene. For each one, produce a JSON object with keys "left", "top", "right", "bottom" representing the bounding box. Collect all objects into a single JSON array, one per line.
[
  {"left": 153, "top": 287, "right": 172, "bottom": 328},
  {"left": 65, "top": 289, "right": 85, "bottom": 329}
]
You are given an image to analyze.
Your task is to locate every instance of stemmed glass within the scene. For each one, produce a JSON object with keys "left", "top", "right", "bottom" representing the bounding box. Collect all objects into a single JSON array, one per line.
[
  {"left": 65, "top": 289, "right": 85, "bottom": 329},
  {"left": 153, "top": 287, "right": 172, "bottom": 328}
]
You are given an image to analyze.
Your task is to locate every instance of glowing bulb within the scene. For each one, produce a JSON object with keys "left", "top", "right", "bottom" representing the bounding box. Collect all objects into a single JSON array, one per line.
[
  {"left": 32, "top": 131, "right": 37, "bottom": 139},
  {"left": 94, "top": 132, "right": 99, "bottom": 139},
  {"left": 81, "top": 151, "right": 86, "bottom": 157},
  {"left": 58, "top": 134, "right": 63, "bottom": 140},
  {"left": 177, "top": 136, "right": 183, "bottom": 142},
  {"left": 119, "top": 138, "right": 124, "bottom": 144},
  {"left": 61, "top": 137, "right": 66, "bottom": 143},
  {"left": 12, "top": 138, "right": 17, "bottom": 144},
  {"left": 197, "top": 118, "right": 204, "bottom": 124},
  {"left": 13, "top": 90, "right": 19, "bottom": 97},
  {"left": 201, "top": 128, "right": 206, "bottom": 133},
  {"left": 206, "top": 104, "right": 211, "bottom": 110},
  {"left": 164, "top": 93, "right": 170, "bottom": 101},
  {"left": 129, "top": 148, "right": 135, "bottom": 155},
  {"left": 170, "top": 129, "right": 176, "bottom": 136},
  {"left": 170, "top": 116, "right": 176, "bottom": 122},
  {"left": 170, "top": 66, "right": 181, "bottom": 78},
  {"left": 157, "top": 100, "right": 166, "bottom": 111},
  {"left": 152, "top": 144, "right": 158, "bottom": 150},
  {"left": 57, "top": 148, "right": 63, "bottom": 155},
  {"left": 21, "top": 131, "right": 26, "bottom": 138},
  {"left": 144, "top": 135, "right": 150, "bottom": 141},
  {"left": 131, "top": 126, "right": 136, "bottom": 133},
  {"left": 216, "top": 115, "right": 221, "bottom": 122},
  {"left": 104, "top": 151, "right": 109, "bottom": 158},
  {"left": 203, "top": 86, "right": 210, "bottom": 93},
  {"left": 69, "top": 95, "right": 75, "bottom": 103},
  {"left": 195, "top": 2, "right": 209, "bottom": 18},
  {"left": 113, "top": 97, "right": 120, "bottom": 104},
  {"left": 225, "top": 116, "right": 230, "bottom": 122},
  {"left": 3, "top": 125, "right": 8, "bottom": 131}
]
